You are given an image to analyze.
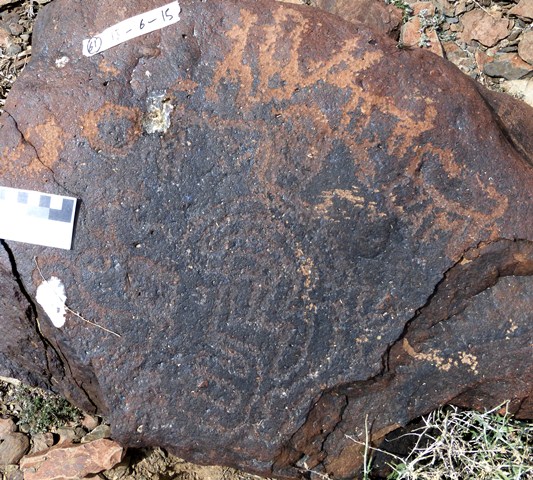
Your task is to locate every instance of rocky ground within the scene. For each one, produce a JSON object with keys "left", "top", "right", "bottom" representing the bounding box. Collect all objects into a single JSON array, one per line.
[
  {"left": 0, "top": 378, "right": 262, "bottom": 480},
  {"left": 395, "top": 0, "right": 533, "bottom": 105},
  {"left": 0, "top": 0, "right": 531, "bottom": 479}
]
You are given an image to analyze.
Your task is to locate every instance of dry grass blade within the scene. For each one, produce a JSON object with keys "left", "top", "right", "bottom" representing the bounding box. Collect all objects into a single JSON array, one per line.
[
  {"left": 346, "top": 402, "right": 532, "bottom": 479},
  {"left": 386, "top": 403, "right": 533, "bottom": 480}
]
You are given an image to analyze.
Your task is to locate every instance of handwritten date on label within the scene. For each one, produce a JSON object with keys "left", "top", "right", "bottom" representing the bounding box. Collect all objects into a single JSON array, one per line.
[{"left": 82, "top": 1, "right": 181, "bottom": 57}]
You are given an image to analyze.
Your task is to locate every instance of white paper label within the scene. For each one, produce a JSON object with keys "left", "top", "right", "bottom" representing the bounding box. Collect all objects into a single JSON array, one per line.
[
  {"left": 0, "top": 186, "right": 77, "bottom": 250},
  {"left": 82, "top": 1, "right": 181, "bottom": 57}
]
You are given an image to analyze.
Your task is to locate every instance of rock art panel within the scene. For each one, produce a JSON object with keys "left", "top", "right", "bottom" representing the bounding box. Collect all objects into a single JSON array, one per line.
[{"left": 0, "top": 0, "right": 532, "bottom": 478}]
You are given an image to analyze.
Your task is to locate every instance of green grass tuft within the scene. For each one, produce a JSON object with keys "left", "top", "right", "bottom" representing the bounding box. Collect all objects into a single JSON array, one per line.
[{"left": 9, "top": 383, "right": 82, "bottom": 434}]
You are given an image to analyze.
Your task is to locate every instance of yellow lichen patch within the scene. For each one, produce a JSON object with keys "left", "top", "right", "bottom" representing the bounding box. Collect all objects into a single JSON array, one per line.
[
  {"left": 402, "top": 339, "right": 455, "bottom": 372},
  {"left": 26, "top": 116, "right": 65, "bottom": 170},
  {"left": 459, "top": 351, "right": 479, "bottom": 374},
  {"left": 82, "top": 102, "right": 142, "bottom": 156}
]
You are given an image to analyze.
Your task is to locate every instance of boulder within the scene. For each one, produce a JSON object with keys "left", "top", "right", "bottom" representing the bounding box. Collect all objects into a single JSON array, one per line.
[{"left": 0, "top": 0, "right": 532, "bottom": 478}]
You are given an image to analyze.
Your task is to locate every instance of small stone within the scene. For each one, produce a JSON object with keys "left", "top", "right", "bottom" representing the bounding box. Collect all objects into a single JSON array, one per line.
[
  {"left": 5, "top": 466, "right": 23, "bottom": 480},
  {"left": 508, "top": 29, "right": 522, "bottom": 42},
  {"left": 460, "top": 9, "right": 512, "bottom": 47},
  {"left": 444, "top": 41, "right": 477, "bottom": 73},
  {"left": 54, "top": 427, "right": 81, "bottom": 445},
  {"left": 509, "top": 0, "right": 533, "bottom": 20},
  {"left": 0, "top": 432, "right": 30, "bottom": 465},
  {"left": 455, "top": 0, "right": 469, "bottom": 15},
  {"left": 7, "top": 471, "right": 23, "bottom": 480},
  {"left": 449, "top": 22, "right": 463, "bottom": 32},
  {"left": 101, "top": 456, "right": 131, "bottom": 480},
  {"left": 484, "top": 52, "right": 533, "bottom": 79},
  {"left": 0, "top": 418, "right": 16, "bottom": 436},
  {"left": 475, "top": 49, "right": 493, "bottom": 71},
  {"left": 29, "top": 433, "right": 55, "bottom": 455},
  {"left": 7, "top": 23, "right": 23, "bottom": 36},
  {"left": 518, "top": 30, "right": 533, "bottom": 65},
  {"left": 81, "top": 413, "right": 100, "bottom": 431},
  {"left": 81, "top": 424, "right": 112, "bottom": 443},
  {"left": 0, "top": 26, "right": 12, "bottom": 48},
  {"left": 433, "top": 0, "right": 456, "bottom": 16},
  {"left": 5, "top": 43, "right": 21, "bottom": 56},
  {"left": 0, "top": 465, "right": 22, "bottom": 480},
  {"left": 499, "top": 45, "right": 519, "bottom": 53},
  {"left": 20, "top": 439, "right": 123, "bottom": 480},
  {"left": 17, "top": 424, "right": 30, "bottom": 435}
]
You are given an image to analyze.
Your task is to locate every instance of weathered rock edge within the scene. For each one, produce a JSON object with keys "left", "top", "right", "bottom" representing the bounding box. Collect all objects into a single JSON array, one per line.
[{"left": 0, "top": 0, "right": 532, "bottom": 478}]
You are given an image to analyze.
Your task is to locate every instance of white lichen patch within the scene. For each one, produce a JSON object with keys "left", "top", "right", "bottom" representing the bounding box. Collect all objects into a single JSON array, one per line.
[
  {"left": 55, "top": 56, "right": 70, "bottom": 68},
  {"left": 142, "top": 93, "right": 174, "bottom": 134},
  {"left": 36, "top": 276, "right": 67, "bottom": 328}
]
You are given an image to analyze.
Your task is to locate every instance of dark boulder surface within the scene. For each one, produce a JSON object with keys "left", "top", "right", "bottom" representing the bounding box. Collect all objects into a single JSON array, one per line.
[
  {"left": 0, "top": 0, "right": 532, "bottom": 478},
  {"left": 312, "top": 0, "right": 402, "bottom": 37}
]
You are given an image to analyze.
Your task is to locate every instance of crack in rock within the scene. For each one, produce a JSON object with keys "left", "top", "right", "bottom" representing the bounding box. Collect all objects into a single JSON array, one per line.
[
  {"left": 3, "top": 110, "right": 72, "bottom": 195},
  {"left": 0, "top": 240, "right": 104, "bottom": 414},
  {"left": 274, "top": 238, "right": 533, "bottom": 479}
]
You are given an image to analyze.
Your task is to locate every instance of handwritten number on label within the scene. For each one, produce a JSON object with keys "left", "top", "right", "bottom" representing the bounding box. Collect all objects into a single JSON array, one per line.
[
  {"left": 162, "top": 8, "right": 173, "bottom": 21},
  {"left": 86, "top": 36, "right": 103, "bottom": 55}
]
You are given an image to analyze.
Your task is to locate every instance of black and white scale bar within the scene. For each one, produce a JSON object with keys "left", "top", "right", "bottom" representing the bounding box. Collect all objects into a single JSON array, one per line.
[{"left": 0, "top": 186, "right": 77, "bottom": 250}]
